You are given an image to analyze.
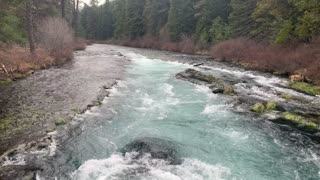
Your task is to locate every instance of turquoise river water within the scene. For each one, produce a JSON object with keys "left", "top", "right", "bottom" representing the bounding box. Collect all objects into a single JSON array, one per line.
[{"left": 54, "top": 47, "right": 320, "bottom": 180}]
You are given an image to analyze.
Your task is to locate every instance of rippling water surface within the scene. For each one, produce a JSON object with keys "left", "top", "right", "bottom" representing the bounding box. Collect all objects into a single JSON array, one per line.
[{"left": 57, "top": 46, "right": 320, "bottom": 180}]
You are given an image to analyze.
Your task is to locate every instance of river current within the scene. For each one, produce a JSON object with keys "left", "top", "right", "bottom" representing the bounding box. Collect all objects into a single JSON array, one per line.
[{"left": 52, "top": 45, "right": 320, "bottom": 180}]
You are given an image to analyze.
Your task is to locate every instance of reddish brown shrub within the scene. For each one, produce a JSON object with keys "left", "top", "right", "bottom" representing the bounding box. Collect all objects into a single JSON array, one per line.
[
  {"left": 179, "top": 36, "right": 196, "bottom": 54},
  {"left": 0, "top": 47, "right": 54, "bottom": 80},
  {"left": 210, "top": 38, "right": 320, "bottom": 84},
  {"left": 73, "top": 38, "right": 87, "bottom": 51},
  {"left": 139, "top": 36, "right": 160, "bottom": 49},
  {"left": 160, "top": 41, "right": 180, "bottom": 52}
]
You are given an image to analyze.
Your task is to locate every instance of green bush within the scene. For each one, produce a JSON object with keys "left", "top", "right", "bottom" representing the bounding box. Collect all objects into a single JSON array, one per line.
[{"left": 0, "top": 13, "right": 25, "bottom": 44}]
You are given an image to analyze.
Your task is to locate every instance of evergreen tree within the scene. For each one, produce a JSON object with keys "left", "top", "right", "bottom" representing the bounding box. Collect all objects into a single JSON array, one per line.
[
  {"left": 168, "top": 0, "right": 195, "bottom": 41},
  {"left": 228, "top": 0, "right": 258, "bottom": 38},
  {"left": 126, "top": 0, "right": 145, "bottom": 39},
  {"left": 194, "top": 0, "right": 230, "bottom": 45},
  {"left": 144, "top": 0, "right": 169, "bottom": 36},
  {"left": 112, "top": 0, "right": 127, "bottom": 39},
  {"left": 0, "top": 0, "right": 25, "bottom": 43},
  {"left": 252, "top": 0, "right": 292, "bottom": 42},
  {"left": 97, "top": 0, "right": 114, "bottom": 40},
  {"left": 290, "top": 0, "right": 320, "bottom": 41}
]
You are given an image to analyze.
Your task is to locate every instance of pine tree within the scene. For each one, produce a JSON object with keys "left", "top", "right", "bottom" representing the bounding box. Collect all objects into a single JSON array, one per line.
[
  {"left": 144, "top": 0, "right": 169, "bottom": 36},
  {"left": 229, "top": 0, "right": 258, "bottom": 38},
  {"left": 168, "top": 0, "right": 195, "bottom": 41},
  {"left": 290, "top": 0, "right": 320, "bottom": 41},
  {"left": 194, "top": 0, "right": 230, "bottom": 45},
  {"left": 112, "top": 0, "right": 127, "bottom": 39},
  {"left": 125, "top": 0, "right": 145, "bottom": 39},
  {"left": 252, "top": 0, "right": 292, "bottom": 42},
  {"left": 98, "top": 0, "right": 114, "bottom": 40}
]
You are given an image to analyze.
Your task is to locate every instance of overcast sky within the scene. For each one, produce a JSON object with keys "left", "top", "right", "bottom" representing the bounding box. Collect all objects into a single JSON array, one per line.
[{"left": 82, "top": 0, "right": 105, "bottom": 6}]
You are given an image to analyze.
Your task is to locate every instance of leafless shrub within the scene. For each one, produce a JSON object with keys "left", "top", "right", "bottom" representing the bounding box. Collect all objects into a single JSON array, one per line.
[
  {"left": 179, "top": 36, "right": 196, "bottom": 54},
  {"left": 38, "top": 17, "right": 74, "bottom": 63},
  {"left": 73, "top": 38, "right": 87, "bottom": 51}
]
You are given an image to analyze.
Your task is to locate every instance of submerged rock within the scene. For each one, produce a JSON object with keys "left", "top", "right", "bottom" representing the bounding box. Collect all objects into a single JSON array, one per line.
[{"left": 120, "top": 137, "right": 181, "bottom": 165}]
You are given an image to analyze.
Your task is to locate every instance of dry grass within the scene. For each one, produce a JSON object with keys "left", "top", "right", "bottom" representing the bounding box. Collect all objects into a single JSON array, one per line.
[
  {"left": 0, "top": 47, "right": 54, "bottom": 80},
  {"left": 210, "top": 38, "right": 320, "bottom": 85}
]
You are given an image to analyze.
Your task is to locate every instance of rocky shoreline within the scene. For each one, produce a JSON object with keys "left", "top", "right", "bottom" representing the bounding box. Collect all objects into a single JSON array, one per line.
[
  {"left": 123, "top": 47, "right": 320, "bottom": 142},
  {"left": 175, "top": 67, "right": 320, "bottom": 141},
  {"left": 0, "top": 45, "right": 130, "bottom": 179}
]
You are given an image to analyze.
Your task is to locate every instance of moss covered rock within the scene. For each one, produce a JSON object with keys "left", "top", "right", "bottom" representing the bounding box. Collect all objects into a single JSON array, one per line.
[
  {"left": 266, "top": 100, "right": 277, "bottom": 111},
  {"left": 55, "top": 118, "right": 66, "bottom": 126},
  {"left": 303, "top": 122, "right": 317, "bottom": 129},
  {"left": 283, "top": 112, "right": 302, "bottom": 122},
  {"left": 223, "top": 86, "right": 234, "bottom": 95},
  {"left": 288, "top": 82, "right": 320, "bottom": 96},
  {"left": 250, "top": 103, "right": 265, "bottom": 113},
  {"left": 279, "top": 93, "right": 293, "bottom": 100}
]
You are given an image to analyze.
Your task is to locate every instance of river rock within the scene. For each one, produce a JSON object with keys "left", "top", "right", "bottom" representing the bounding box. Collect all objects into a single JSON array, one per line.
[{"left": 120, "top": 137, "right": 181, "bottom": 165}]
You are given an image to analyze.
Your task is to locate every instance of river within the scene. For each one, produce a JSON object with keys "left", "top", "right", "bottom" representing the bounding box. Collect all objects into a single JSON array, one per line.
[{"left": 36, "top": 45, "right": 320, "bottom": 179}]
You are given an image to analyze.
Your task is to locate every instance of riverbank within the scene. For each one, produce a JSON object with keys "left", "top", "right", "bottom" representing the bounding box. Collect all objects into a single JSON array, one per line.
[
  {"left": 102, "top": 37, "right": 320, "bottom": 88},
  {"left": 0, "top": 45, "right": 130, "bottom": 178},
  {"left": 0, "top": 39, "right": 87, "bottom": 84}
]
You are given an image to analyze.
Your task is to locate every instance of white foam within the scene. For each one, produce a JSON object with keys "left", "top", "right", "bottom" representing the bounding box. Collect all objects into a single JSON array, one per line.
[
  {"left": 194, "top": 85, "right": 217, "bottom": 99},
  {"left": 226, "top": 130, "right": 249, "bottom": 140},
  {"left": 206, "top": 66, "right": 320, "bottom": 102},
  {"left": 108, "top": 86, "right": 123, "bottom": 97},
  {"left": 202, "top": 104, "right": 230, "bottom": 115},
  {"left": 164, "top": 83, "right": 175, "bottom": 96},
  {"left": 71, "top": 153, "right": 231, "bottom": 180},
  {"left": 2, "top": 154, "right": 26, "bottom": 166}
]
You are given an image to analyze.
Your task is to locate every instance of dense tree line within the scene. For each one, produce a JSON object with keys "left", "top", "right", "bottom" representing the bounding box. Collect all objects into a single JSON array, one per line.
[
  {"left": 79, "top": 0, "right": 320, "bottom": 45},
  {"left": 1, "top": 0, "right": 319, "bottom": 47}
]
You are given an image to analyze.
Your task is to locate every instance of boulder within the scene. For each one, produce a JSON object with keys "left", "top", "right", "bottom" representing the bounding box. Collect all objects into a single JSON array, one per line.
[{"left": 121, "top": 137, "right": 181, "bottom": 165}]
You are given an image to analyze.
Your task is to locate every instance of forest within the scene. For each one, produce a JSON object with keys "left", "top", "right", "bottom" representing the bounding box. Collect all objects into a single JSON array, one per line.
[
  {"left": 80, "top": 0, "right": 319, "bottom": 44},
  {"left": 0, "top": 0, "right": 320, "bottom": 84}
]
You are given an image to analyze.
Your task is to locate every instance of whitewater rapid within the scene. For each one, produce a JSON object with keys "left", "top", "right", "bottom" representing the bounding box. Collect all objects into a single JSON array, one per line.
[{"left": 44, "top": 45, "right": 320, "bottom": 179}]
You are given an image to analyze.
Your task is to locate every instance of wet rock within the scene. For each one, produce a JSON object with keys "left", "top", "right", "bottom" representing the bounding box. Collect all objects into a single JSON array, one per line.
[
  {"left": 121, "top": 137, "right": 181, "bottom": 165},
  {"left": 212, "top": 88, "right": 224, "bottom": 94},
  {"left": 37, "top": 143, "right": 48, "bottom": 150},
  {"left": 209, "top": 84, "right": 224, "bottom": 94},
  {"left": 176, "top": 69, "right": 219, "bottom": 84},
  {"left": 193, "top": 63, "right": 204, "bottom": 67}
]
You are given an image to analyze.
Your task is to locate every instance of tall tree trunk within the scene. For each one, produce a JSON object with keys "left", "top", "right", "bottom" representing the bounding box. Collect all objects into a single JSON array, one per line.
[
  {"left": 26, "top": 0, "right": 36, "bottom": 55},
  {"left": 72, "top": 0, "right": 79, "bottom": 36},
  {"left": 61, "top": 0, "right": 66, "bottom": 18}
]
